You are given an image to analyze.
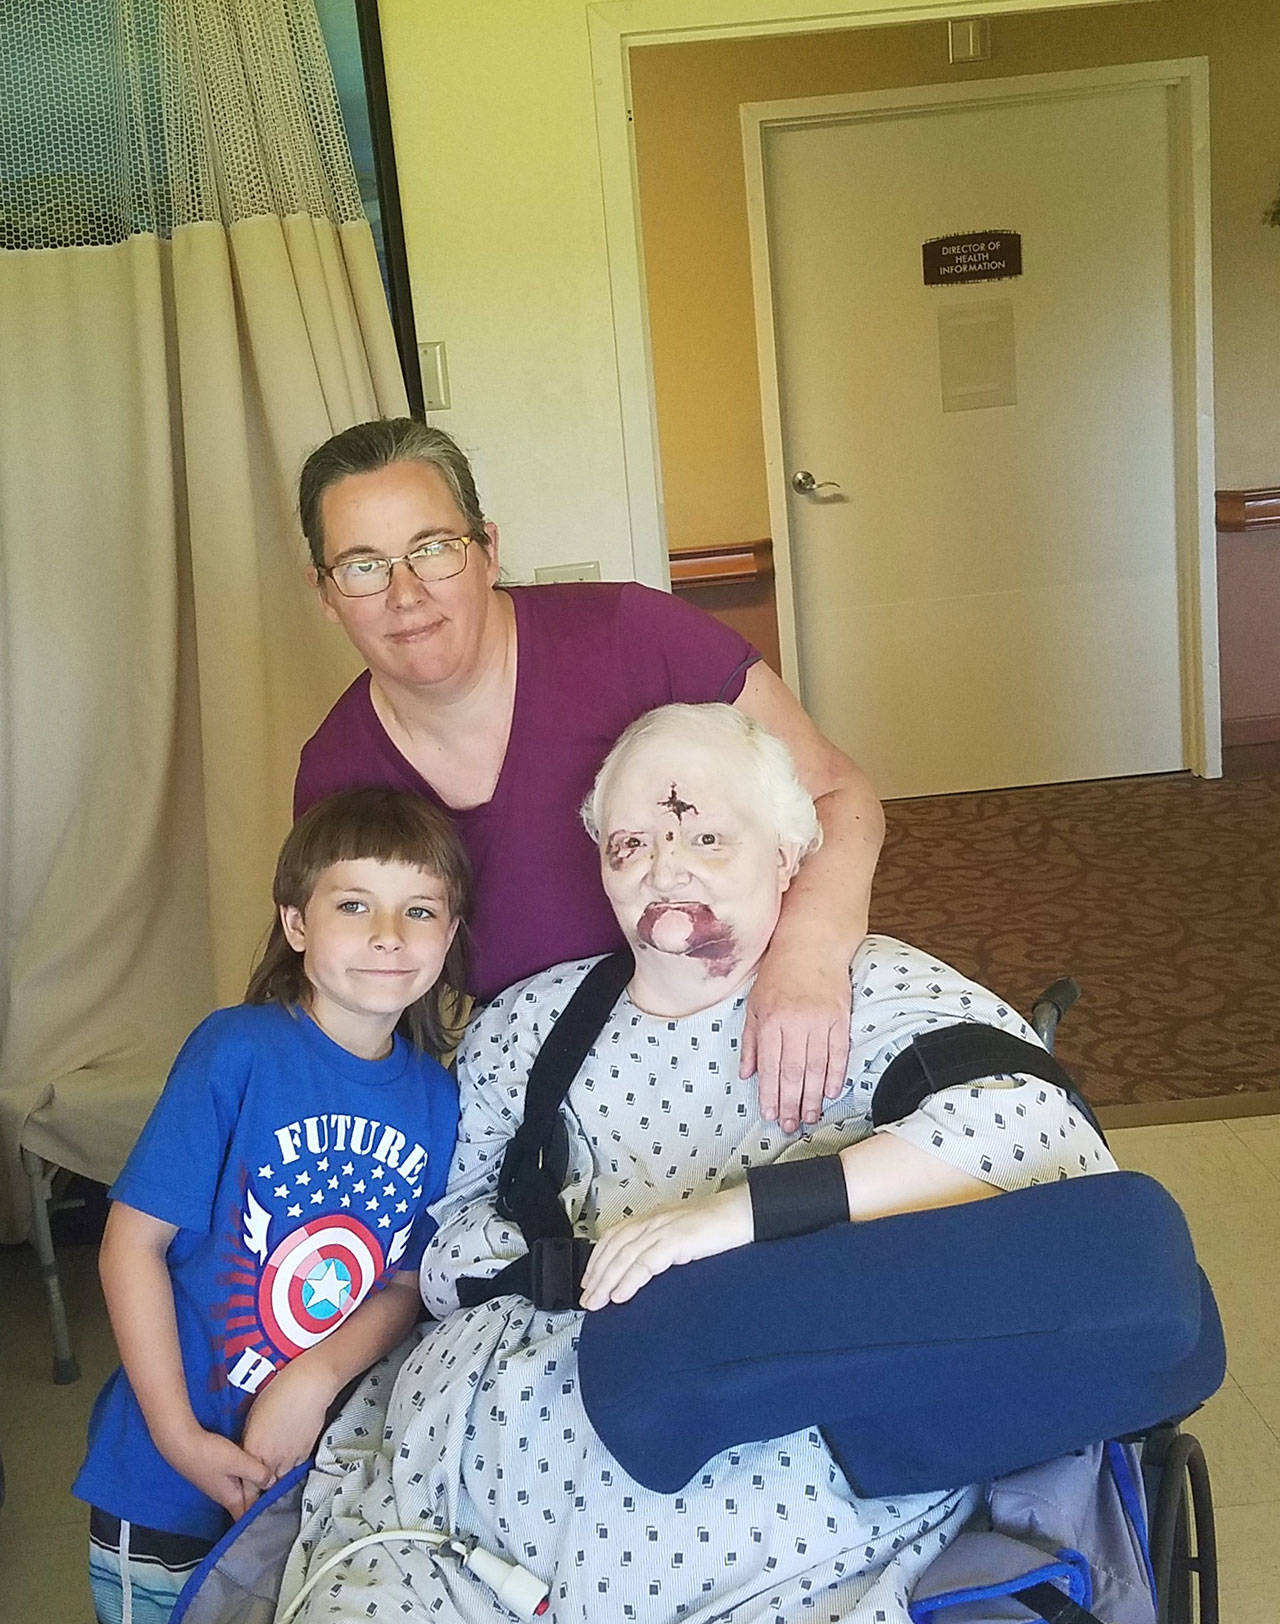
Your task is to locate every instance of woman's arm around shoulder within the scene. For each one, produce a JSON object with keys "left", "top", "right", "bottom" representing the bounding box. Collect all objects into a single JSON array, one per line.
[{"left": 733, "top": 662, "right": 884, "bottom": 1134}]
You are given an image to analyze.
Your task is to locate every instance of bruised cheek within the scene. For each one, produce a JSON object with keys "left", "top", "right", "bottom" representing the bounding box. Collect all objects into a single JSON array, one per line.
[
  {"left": 604, "top": 832, "right": 641, "bottom": 873},
  {"left": 690, "top": 927, "right": 739, "bottom": 976}
]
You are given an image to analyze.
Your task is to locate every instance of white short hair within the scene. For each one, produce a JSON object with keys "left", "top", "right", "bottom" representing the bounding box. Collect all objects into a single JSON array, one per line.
[{"left": 581, "top": 703, "right": 823, "bottom": 862}]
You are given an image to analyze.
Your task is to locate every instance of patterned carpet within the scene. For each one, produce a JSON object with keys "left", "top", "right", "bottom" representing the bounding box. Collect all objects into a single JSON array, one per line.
[{"left": 870, "top": 768, "right": 1280, "bottom": 1116}]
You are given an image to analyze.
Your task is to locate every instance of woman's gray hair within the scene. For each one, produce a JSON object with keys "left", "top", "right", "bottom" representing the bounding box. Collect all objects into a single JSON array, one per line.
[
  {"left": 298, "top": 418, "right": 487, "bottom": 568},
  {"left": 582, "top": 703, "right": 823, "bottom": 862}
]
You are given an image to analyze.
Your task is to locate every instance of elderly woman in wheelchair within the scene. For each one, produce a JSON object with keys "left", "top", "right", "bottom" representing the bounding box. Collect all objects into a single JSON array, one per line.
[{"left": 277, "top": 703, "right": 1219, "bottom": 1624}]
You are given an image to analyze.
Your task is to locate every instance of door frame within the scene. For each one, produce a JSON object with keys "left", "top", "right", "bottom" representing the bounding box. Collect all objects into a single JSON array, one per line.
[
  {"left": 741, "top": 59, "right": 1220, "bottom": 776},
  {"left": 584, "top": 0, "right": 1158, "bottom": 591}
]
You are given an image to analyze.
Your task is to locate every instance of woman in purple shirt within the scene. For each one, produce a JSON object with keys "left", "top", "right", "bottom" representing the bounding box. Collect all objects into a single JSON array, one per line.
[{"left": 293, "top": 419, "right": 883, "bottom": 1134}]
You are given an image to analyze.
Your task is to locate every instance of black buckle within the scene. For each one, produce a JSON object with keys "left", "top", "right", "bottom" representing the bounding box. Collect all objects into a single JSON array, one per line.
[{"left": 530, "top": 1236, "right": 594, "bottom": 1312}]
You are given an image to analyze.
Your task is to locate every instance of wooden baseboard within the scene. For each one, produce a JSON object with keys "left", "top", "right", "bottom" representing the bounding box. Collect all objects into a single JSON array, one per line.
[
  {"left": 1098, "top": 1090, "right": 1280, "bottom": 1129},
  {"left": 1221, "top": 713, "right": 1280, "bottom": 747}
]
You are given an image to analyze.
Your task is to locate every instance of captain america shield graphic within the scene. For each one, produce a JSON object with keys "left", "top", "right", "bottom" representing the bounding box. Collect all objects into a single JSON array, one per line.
[{"left": 258, "top": 1215, "right": 384, "bottom": 1357}]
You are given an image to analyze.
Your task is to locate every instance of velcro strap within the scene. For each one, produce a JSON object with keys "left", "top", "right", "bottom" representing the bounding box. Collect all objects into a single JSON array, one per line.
[
  {"left": 457, "top": 1254, "right": 532, "bottom": 1308},
  {"left": 530, "top": 1236, "right": 595, "bottom": 1311},
  {"left": 457, "top": 1237, "right": 596, "bottom": 1313},
  {"left": 746, "top": 1155, "right": 848, "bottom": 1242},
  {"left": 1012, "top": 1581, "right": 1103, "bottom": 1623},
  {"left": 872, "top": 1023, "right": 1104, "bottom": 1142}
]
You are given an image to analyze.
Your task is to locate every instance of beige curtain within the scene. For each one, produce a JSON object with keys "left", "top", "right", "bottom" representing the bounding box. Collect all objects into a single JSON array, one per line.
[{"left": 0, "top": 0, "right": 406, "bottom": 1239}]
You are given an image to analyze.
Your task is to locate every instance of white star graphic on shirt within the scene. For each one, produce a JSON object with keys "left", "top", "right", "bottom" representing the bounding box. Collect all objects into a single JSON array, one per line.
[
  {"left": 305, "top": 1260, "right": 347, "bottom": 1311},
  {"left": 295, "top": 1171, "right": 310, "bottom": 1186},
  {"left": 257, "top": 1164, "right": 273, "bottom": 1179},
  {"left": 311, "top": 1190, "right": 324, "bottom": 1205},
  {"left": 410, "top": 1186, "right": 422, "bottom": 1200},
  {"left": 366, "top": 1196, "right": 379, "bottom": 1211},
  {"left": 288, "top": 1204, "right": 302, "bottom": 1218},
  {"left": 353, "top": 1179, "right": 366, "bottom": 1194},
  {"left": 383, "top": 1182, "right": 396, "bottom": 1197},
  {"left": 317, "top": 1157, "right": 329, "bottom": 1172},
  {"left": 342, "top": 1162, "right": 354, "bottom": 1176},
  {"left": 378, "top": 1215, "right": 391, "bottom": 1229},
  {"left": 340, "top": 1194, "right": 351, "bottom": 1209},
  {"left": 328, "top": 1176, "right": 339, "bottom": 1189},
  {"left": 275, "top": 1185, "right": 289, "bottom": 1199},
  {"left": 395, "top": 1200, "right": 408, "bottom": 1214}
]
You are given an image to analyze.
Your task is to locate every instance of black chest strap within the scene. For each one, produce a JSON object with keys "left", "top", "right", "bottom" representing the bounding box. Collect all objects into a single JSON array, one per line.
[
  {"left": 871, "top": 1022, "right": 1104, "bottom": 1144},
  {"left": 457, "top": 950, "right": 633, "bottom": 1312}
]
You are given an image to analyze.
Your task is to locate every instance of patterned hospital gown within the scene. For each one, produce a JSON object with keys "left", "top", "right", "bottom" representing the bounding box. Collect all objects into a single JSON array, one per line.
[{"left": 279, "top": 936, "right": 1115, "bottom": 1624}]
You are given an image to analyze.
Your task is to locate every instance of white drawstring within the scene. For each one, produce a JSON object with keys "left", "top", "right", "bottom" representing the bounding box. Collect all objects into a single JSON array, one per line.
[{"left": 119, "top": 1519, "right": 133, "bottom": 1624}]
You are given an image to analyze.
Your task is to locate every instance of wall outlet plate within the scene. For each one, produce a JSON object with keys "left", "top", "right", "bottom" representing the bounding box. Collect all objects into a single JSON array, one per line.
[{"left": 534, "top": 561, "right": 602, "bottom": 584}]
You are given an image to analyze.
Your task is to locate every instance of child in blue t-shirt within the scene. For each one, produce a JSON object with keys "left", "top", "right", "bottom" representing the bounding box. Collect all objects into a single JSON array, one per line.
[{"left": 74, "top": 788, "right": 473, "bottom": 1624}]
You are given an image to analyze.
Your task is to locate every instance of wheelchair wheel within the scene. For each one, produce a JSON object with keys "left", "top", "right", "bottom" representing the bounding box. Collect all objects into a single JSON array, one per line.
[{"left": 1146, "top": 1428, "right": 1218, "bottom": 1624}]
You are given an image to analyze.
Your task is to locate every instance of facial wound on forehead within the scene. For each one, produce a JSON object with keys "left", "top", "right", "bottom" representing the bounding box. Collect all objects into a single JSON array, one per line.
[{"left": 658, "top": 783, "right": 698, "bottom": 822}]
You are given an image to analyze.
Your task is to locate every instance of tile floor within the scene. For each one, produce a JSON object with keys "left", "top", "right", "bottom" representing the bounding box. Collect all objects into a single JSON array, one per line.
[{"left": 2, "top": 1117, "right": 1279, "bottom": 1621}]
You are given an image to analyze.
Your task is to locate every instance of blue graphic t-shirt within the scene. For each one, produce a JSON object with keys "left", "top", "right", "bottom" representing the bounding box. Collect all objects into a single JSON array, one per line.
[{"left": 73, "top": 1001, "right": 459, "bottom": 1540}]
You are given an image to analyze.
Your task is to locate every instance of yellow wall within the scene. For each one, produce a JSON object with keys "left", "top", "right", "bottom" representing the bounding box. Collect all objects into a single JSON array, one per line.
[
  {"left": 631, "top": 0, "right": 1280, "bottom": 554},
  {"left": 374, "top": 0, "right": 1144, "bottom": 583}
]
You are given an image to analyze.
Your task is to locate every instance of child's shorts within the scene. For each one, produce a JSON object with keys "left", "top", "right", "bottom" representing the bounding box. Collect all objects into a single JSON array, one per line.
[{"left": 89, "top": 1507, "right": 216, "bottom": 1624}]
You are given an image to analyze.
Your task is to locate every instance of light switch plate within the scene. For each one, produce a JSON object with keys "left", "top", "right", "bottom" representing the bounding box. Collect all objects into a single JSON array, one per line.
[
  {"left": 418, "top": 341, "right": 450, "bottom": 411},
  {"left": 534, "top": 561, "right": 602, "bottom": 584}
]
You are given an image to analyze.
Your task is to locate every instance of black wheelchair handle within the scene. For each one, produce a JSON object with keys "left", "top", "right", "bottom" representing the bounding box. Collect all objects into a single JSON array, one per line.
[
  {"left": 1030, "top": 979, "right": 1081, "bottom": 1053},
  {"left": 1032, "top": 978, "right": 1080, "bottom": 1022}
]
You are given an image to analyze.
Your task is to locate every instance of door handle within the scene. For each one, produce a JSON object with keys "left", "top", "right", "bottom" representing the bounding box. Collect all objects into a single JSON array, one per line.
[{"left": 790, "top": 469, "right": 841, "bottom": 495}]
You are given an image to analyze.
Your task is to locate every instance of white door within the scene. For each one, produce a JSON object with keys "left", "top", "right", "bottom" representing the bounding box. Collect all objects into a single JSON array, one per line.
[{"left": 751, "top": 72, "right": 1202, "bottom": 800}]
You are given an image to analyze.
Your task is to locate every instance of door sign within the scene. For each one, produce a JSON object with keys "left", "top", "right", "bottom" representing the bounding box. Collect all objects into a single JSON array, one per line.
[{"left": 922, "top": 231, "right": 1022, "bottom": 286}]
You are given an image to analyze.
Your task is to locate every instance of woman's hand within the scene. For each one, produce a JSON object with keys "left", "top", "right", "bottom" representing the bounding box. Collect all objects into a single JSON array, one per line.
[
  {"left": 580, "top": 1186, "right": 753, "bottom": 1310},
  {"left": 241, "top": 1356, "right": 338, "bottom": 1484},
  {"left": 158, "top": 1422, "right": 274, "bottom": 1520},
  {"left": 741, "top": 944, "right": 852, "bottom": 1134}
]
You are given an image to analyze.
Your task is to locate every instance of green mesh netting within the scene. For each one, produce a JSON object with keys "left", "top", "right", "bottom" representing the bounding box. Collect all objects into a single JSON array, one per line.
[{"left": 0, "top": 0, "right": 365, "bottom": 251}]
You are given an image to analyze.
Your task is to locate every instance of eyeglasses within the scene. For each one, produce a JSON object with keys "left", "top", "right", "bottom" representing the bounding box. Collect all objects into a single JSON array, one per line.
[{"left": 318, "top": 535, "right": 477, "bottom": 598}]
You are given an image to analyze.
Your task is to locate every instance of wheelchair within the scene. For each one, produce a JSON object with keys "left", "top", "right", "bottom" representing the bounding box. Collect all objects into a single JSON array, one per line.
[
  {"left": 172, "top": 977, "right": 1226, "bottom": 1624},
  {"left": 1031, "top": 979, "right": 1219, "bottom": 1624}
]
